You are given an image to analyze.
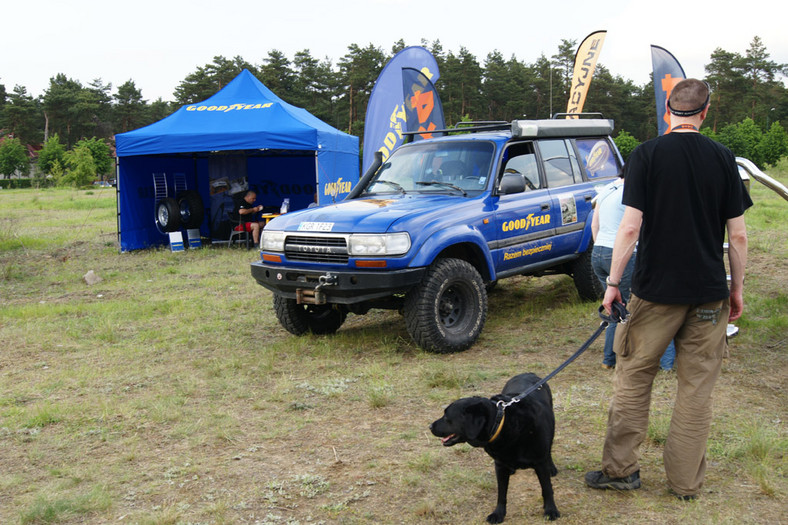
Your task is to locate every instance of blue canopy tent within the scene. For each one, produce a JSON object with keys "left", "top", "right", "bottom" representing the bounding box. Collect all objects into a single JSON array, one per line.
[{"left": 115, "top": 69, "right": 359, "bottom": 252}]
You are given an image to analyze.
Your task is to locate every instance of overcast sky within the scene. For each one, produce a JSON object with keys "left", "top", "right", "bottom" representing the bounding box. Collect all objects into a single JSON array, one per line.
[{"left": 3, "top": 0, "right": 786, "bottom": 103}]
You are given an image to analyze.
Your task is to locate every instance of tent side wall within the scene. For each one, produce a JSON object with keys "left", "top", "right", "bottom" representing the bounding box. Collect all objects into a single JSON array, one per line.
[
  {"left": 117, "top": 156, "right": 210, "bottom": 252},
  {"left": 245, "top": 155, "right": 317, "bottom": 210},
  {"left": 317, "top": 149, "right": 360, "bottom": 205}
]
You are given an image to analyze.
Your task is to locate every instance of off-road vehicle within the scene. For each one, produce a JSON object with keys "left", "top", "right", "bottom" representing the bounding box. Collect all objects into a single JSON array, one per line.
[{"left": 251, "top": 117, "right": 624, "bottom": 352}]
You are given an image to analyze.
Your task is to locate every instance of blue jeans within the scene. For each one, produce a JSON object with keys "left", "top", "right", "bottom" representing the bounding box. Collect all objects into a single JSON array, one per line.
[
  {"left": 592, "top": 246, "right": 635, "bottom": 367},
  {"left": 660, "top": 340, "right": 676, "bottom": 370},
  {"left": 592, "top": 246, "right": 675, "bottom": 369}
]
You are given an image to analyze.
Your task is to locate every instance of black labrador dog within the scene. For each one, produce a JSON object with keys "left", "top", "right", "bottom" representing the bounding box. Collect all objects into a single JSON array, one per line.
[{"left": 429, "top": 373, "right": 559, "bottom": 522}]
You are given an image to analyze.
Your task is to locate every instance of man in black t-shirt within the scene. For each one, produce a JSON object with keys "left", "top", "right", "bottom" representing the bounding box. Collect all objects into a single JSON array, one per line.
[
  {"left": 585, "top": 79, "right": 751, "bottom": 500},
  {"left": 236, "top": 190, "right": 265, "bottom": 245}
]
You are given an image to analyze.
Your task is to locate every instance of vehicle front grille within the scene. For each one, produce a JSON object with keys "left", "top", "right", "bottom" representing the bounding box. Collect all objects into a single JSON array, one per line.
[{"left": 285, "top": 235, "right": 349, "bottom": 264}]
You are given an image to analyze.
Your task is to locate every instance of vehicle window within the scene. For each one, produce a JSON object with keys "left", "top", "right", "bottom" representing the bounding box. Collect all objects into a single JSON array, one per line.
[
  {"left": 575, "top": 138, "right": 621, "bottom": 179},
  {"left": 567, "top": 141, "right": 583, "bottom": 182},
  {"left": 501, "top": 142, "right": 540, "bottom": 191},
  {"left": 539, "top": 139, "right": 577, "bottom": 188},
  {"left": 365, "top": 141, "right": 494, "bottom": 195}
]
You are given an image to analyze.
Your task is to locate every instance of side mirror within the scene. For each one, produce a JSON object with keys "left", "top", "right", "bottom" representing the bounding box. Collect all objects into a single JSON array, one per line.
[{"left": 498, "top": 171, "right": 526, "bottom": 195}]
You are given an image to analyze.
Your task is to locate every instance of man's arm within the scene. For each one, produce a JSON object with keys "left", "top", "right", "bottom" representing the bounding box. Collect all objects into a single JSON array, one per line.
[
  {"left": 602, "top": 206, "right": 642, "bottom": 313},
  {"left": 239, "top": 204, "right": 262, "bottom": 216},
  {"left": 726, "top": 214, "right": 748, "bottom": 321}
]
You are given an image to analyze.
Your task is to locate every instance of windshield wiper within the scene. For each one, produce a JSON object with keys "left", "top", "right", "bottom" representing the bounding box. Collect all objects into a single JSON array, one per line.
[
  {"left": 367, "top": 179, "right": 406, "bottom": 194},
  {"left": 416, "top": 180, "right": 467, "bottom": 196}
]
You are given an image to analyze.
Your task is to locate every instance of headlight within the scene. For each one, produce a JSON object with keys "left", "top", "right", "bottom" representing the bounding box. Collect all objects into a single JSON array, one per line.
[
  {"left": 261, "top": 230, "right": 285, "bottom": 252},
  {"left": 348, "top": 233, "right": 411, "bottom": 256}
]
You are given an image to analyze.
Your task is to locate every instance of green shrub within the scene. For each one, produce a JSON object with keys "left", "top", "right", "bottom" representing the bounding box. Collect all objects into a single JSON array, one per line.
[
  {"left": 0, "top": 178, "right": 41, "bottom": 189},
  {"left": 614, "top": 130, "right": 640, "bottom": 162},
  {"left": 0, "top": 137, "right": 30, "bottom": 177},
  {"left": 758, "top": 121, "right": 788, "bottom": 167}
]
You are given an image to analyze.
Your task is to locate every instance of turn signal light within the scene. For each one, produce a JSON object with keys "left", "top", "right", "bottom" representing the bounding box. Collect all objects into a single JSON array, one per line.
[{"left": 355, "top": 260, "right": 387, "bottom": 268}]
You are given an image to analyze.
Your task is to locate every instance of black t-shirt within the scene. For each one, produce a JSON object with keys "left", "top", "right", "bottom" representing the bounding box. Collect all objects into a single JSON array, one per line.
[
  {"left": 623, "top": 132, "right": 752, "bottom": 304},
  {"left": 236, "top": 199, "right": 257, "bottom": 222}
]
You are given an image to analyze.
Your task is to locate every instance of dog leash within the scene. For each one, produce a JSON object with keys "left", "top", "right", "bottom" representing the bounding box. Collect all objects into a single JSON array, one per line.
[{"left": 495, "top": 301, "right": 629, "bottom": 413}]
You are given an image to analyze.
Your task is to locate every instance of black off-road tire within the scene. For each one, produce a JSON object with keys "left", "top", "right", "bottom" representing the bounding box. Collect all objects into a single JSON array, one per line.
[
  {"left": 177, "top": 190, "right": 205, "bottom": 229},
  {"left": 155, "top": 197, "right": 181, "bottom": 232},
  {"left": 572, "top": 247, "right": 604, "bottom": 301},
  {"left": 273, "top": 295, "right": 347, "bottom": 335},
  {"left": 403, "top": 258, "right": 487, "bottom": 353}
]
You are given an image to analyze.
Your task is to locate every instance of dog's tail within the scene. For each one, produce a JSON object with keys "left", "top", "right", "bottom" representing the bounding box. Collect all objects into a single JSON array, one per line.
[{"left": 550, "top": 460, "right": 558, "bottom": 477}]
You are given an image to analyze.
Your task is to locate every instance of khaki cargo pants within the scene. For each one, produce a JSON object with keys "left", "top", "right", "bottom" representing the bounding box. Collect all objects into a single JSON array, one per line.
[{"left": 601, "top": 294, "right": 729, "bottom": 496}]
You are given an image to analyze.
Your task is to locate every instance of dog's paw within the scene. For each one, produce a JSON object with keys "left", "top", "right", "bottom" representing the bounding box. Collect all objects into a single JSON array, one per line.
[
  {"left": 544, "top": 507, "right": 560, "bottom": 521},
  {"left": 486, "top": 507, "right": 506, "bottom": 524}
]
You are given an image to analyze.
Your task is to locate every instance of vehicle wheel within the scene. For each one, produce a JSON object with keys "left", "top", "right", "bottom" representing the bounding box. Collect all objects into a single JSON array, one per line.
[
  {"left": 273, "top": 295, "right": 347, "bottom": 335},
  {"left": 403, "top": 258, "right": 487, "bottom": 353},
  {"left": 177, "top": 190, "right": 204, "bottom": 229},
  {"left": 155, "top": 197, "right": 181, "bottom": 232},
  {"left": 572, "top": 247, "right": 604, "bottom": 301}
]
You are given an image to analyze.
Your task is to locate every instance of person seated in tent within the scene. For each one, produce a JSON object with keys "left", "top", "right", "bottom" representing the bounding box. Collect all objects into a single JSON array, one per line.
[{"left": 235, "top": 190, "right": 265, "bottom": 245}]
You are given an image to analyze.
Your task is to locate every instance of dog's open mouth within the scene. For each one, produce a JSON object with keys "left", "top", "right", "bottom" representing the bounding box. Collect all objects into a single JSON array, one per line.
[{"left": 440, "top": 434, "right": 461, "bottom": 446}]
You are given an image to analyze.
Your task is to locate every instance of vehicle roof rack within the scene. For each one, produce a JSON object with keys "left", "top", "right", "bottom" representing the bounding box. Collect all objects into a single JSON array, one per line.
[
  {"left": 402, "top": 121, "right": 510, "bottom": 140},
  {"left": 453, "top": 120, "right": 509, "bottom": 128},
  {"left": 401, "top": 115, "right": 614, "bottom": 143}
]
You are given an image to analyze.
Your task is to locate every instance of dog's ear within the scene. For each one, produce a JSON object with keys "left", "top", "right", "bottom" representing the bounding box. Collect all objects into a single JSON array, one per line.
[{"left": 463, "top": 398, "right": 493, "bottom": 441}]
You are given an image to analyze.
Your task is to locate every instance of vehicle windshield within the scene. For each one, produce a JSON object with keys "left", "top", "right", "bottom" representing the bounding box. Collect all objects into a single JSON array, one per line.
[{"left": 364, "top": 140, "right": 495, "bottom": 197}]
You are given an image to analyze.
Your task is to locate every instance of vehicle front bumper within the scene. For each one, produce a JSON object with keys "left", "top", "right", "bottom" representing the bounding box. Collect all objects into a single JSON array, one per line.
[{"left": 250, "top": 261, "right": 426, "bottom": 304}]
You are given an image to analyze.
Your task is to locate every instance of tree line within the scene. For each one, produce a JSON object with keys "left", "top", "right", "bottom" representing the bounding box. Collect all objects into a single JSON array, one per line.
[{"left": 1, "top": 36, "right": 786, "bottom": 181}]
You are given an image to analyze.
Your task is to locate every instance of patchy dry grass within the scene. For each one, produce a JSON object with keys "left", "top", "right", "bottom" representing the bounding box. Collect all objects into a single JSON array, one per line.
[{"left": 1, "top": 176, "right": 786, "bottom": 524}]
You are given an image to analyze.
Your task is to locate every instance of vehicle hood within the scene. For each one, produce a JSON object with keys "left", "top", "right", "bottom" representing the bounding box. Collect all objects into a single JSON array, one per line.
[{"left": 266, "top": 195, "right": 472, "bottom": 233}]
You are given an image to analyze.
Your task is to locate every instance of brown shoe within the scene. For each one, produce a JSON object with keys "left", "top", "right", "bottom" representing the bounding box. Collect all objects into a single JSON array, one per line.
[
  {"left": 585, "top": 470, "right": 641, "bottom": 490},
  {"left": 601, "top": 364, "right": 615, "bottom": 370}
]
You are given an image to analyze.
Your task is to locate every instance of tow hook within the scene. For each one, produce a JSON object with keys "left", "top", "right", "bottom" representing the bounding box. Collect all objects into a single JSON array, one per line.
[{"left": 296, "top": 273, "right": 337, "bottom": 305}]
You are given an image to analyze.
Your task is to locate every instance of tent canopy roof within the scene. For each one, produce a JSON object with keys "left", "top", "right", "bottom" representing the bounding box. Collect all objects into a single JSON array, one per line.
[{"left": 115, "top": 69, "right": 356, "bottom": 157}]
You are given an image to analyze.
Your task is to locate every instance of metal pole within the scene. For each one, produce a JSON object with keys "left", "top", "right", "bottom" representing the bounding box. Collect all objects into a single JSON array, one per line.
[{"left": 549, "top": 67, "right": 553, "bottom": 117}]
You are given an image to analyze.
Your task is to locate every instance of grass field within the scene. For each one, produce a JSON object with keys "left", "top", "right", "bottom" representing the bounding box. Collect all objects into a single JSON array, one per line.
[{"left": 1, "top": 169, "right": 786, "bottom": 525}]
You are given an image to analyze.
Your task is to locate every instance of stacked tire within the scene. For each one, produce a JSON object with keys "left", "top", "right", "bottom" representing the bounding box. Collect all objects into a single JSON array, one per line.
[{"left": 155, "top": 190, "right": 204, "bottom": 232}]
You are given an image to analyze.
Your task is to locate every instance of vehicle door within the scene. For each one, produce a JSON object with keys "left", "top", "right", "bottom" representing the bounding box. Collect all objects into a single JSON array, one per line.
[
  {"left": 537, "top": 138, "right": 597, "bottom": 254},
  {"left": 492, "top": 142, "right": 557, "bottom": 274}
]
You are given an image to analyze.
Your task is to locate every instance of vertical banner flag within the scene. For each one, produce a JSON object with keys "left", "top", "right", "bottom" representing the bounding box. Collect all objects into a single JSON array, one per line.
[
  {"left": 651, "top": 45, "right": 686, "bottom": 135},
  {"left": 363, "top": 47, "right": 443, "bottom": 173},
  {"left": 566, "top": 30, "right": 607, "bottom": 118},
  {"left": 402, "top": 67, "right": 445, "bottom": 143}
]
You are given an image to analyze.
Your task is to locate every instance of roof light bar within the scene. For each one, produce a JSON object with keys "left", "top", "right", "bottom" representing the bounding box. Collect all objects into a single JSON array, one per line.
[{"left": 511, "top": 119, "right": 614, "bottom": 138}]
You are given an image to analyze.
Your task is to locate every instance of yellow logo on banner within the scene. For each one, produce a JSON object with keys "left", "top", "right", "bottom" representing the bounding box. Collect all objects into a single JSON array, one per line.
[{"left": 566, "top": 30, "right": 607, "bottom": 117}]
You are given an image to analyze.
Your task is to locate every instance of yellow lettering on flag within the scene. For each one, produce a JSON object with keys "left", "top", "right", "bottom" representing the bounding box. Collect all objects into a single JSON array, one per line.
[{"left": 566, "top": 30, "right": 607, "bottom": 118}]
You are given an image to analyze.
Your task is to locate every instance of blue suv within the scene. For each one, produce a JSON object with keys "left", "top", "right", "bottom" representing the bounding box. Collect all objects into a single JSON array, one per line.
[{"left": 251, "top": 118, "right": 623, "bottom": 352}]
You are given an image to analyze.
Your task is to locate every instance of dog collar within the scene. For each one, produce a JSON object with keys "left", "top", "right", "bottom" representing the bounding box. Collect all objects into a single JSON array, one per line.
[{"left": 488, "top": 406, "right": 506, "bottom": 443}]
